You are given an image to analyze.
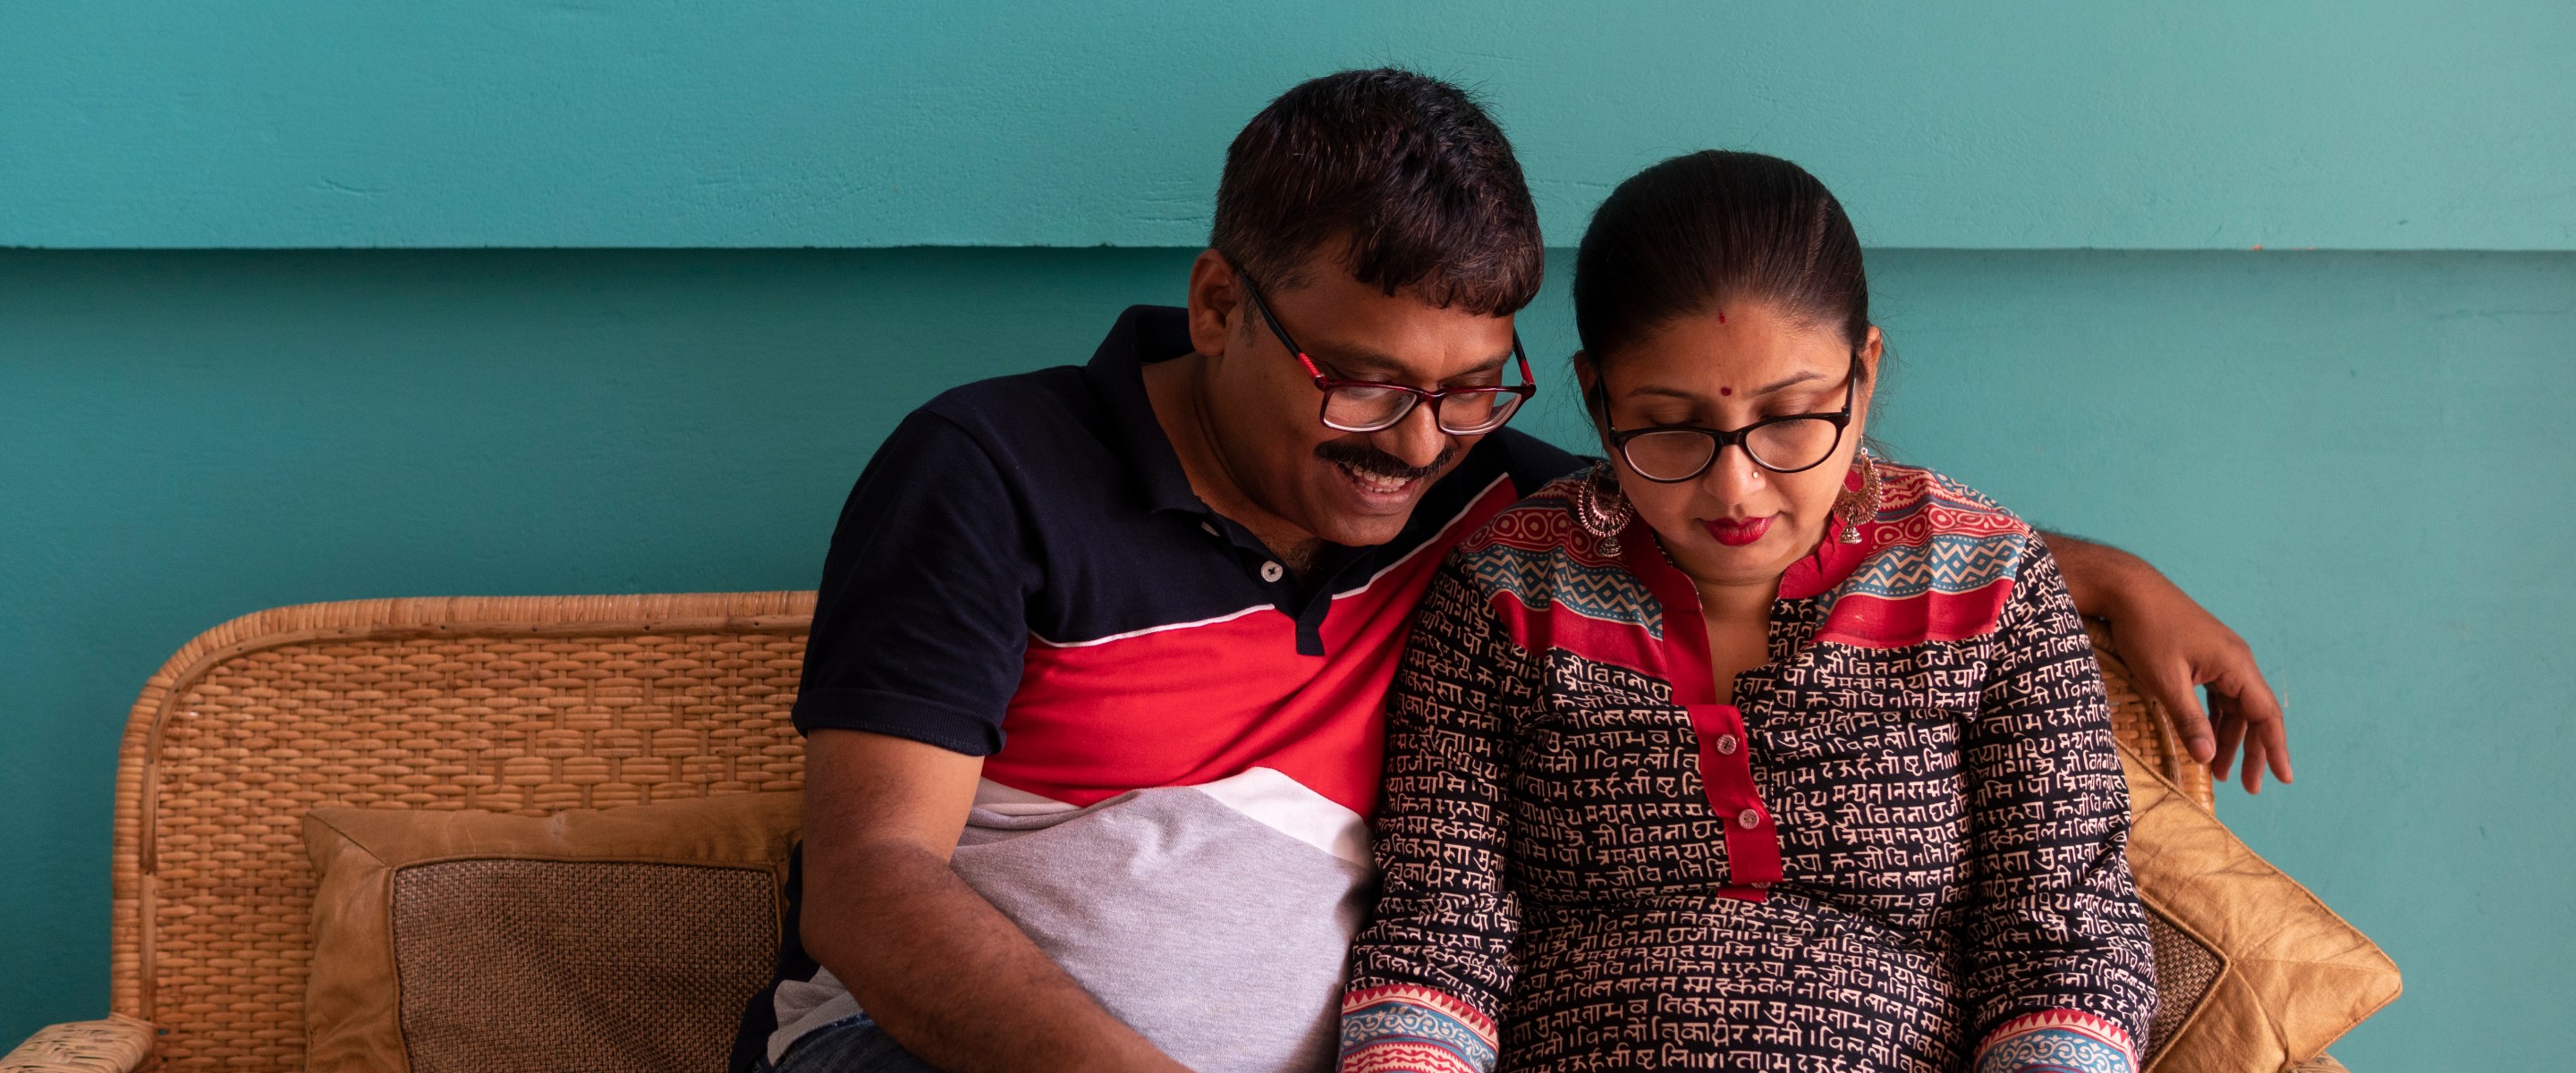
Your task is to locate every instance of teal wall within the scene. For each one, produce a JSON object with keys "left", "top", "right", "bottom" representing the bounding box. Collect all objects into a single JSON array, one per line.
[
  {"left": 3, "top": 248, "right": 2571, "bottom": 1068},
  {"left": 5, "top": 1, "right": 2573, "bottom": 249},
  {"left": 6, "top": 2, "right": 2573, "bottom": 1067}
]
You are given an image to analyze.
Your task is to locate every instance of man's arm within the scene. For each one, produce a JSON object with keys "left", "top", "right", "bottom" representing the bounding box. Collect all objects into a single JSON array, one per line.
[
  {"left": 801, "top": 729, "right": 1191, "bottom": 1073},
  {"left": 2044, "top": 532, "right": 2293, "bottom": 794}
]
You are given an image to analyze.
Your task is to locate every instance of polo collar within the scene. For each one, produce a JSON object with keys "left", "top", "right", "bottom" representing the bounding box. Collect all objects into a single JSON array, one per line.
[
  {"left": 1083, "top": 305, "right": 1208, "bottom": 516},
  {"left": 1078, "top": 302, "right": 1513, "bottom": 627}
]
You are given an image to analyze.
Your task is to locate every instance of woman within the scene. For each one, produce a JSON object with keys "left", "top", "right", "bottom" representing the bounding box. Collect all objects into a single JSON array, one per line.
[{"left": 1339, "top": 151, "right": 2157, "bottom": 1073}]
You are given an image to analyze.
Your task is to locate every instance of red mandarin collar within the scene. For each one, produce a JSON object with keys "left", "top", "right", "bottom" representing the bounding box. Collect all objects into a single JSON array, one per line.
[
  {"left": 1777, "top": 463, "right": 1873, "bottom": 601},
  {"left": 1778, "top": 514, "right": 1869, "bottom": 601},
  {"left": 1616, "top": 464, "right": 1873, "bottom": 614}
]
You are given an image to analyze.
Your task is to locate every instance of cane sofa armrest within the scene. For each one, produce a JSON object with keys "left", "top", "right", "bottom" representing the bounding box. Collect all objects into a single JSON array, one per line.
[{"left": 0, "top": 1016, "right": 153, "bottom": 1073}]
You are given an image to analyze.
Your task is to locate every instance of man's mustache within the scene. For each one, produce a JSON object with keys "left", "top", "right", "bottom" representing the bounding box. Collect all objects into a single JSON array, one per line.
[{"left": 1315, "top": 439, "right": 1459, "bottom": 482}]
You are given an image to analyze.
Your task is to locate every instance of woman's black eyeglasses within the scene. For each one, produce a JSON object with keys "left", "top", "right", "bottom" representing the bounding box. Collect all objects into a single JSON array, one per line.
[
  {"left": 1599, "top": 355, "right": 1861, "bottom": 482},
  {"left": 1239, "top": 273, "right": 1537, "bottom": 435}
]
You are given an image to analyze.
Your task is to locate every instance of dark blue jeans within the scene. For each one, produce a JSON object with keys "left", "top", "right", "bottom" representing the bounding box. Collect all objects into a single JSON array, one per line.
[{"left": 764, "top": 1015, "right": 945, "bottom": 1073}]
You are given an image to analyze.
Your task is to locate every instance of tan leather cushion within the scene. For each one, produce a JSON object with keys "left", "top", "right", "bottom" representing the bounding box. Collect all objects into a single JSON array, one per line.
[
  {"left": 2120, "top": 745, "right": 2400, "bottom": 1072},
  {"left": 301, "top": 793, "right": 801, "bottom": 1073}
]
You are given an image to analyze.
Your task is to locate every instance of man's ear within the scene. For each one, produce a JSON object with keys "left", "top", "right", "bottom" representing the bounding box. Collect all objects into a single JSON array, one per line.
[{"left": 1186, "top": 249, "right": 1243, "bottom": 360}]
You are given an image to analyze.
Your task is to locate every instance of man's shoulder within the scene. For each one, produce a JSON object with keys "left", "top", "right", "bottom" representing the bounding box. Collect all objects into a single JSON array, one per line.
[
  {"left": 914, "top": 364, "right": 1100, "bottom": 440},
  {"left": 1478, "top": 428, "right": 1586, "bottom": 496},
  {"left": 835, "top": 365, "right": 1125, "bottom": 521},
  {"left": 866, "top": 364, "right": 1137, "bottom": 487},
  {"left": 1393, "top": 430, "right": 1583, "bottom": 561}
]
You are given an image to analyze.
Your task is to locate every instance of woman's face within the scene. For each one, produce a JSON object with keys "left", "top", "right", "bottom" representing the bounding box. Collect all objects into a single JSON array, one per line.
[{"left": 1580, "top": 300, "right": 1881, "bottom": 589}]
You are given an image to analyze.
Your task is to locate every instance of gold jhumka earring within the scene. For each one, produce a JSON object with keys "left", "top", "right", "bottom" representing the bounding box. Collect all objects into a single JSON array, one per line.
[{"left": 1832, "top": 448, "right": 1883, "bottom": 544}]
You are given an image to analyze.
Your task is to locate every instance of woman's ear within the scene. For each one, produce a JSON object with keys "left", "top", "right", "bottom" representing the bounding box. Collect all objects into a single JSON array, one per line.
[
  {"left": 1848, "top": 326, "right": 1885, "bottom": 437},
  {"left": 1572, "top": 351, "right": 1616, "bottom": 450},
  {"left": 1572, "top": 350, "right": 1602, "bottom": 407}
]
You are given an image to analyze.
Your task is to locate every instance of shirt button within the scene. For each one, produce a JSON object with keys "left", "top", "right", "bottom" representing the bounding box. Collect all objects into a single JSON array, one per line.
[
  {"left": 1715, "top": 734, "right": 1738, "bottom": 756},
  {"left": 1738, "top": 808, "right": 1762, "bottom": 829},
  {"left": 1201, "top": 522, "right": 1221, "bottom": 537},
  {"left": 1260, "top": 562, "right": 1284, "bottom": 582}
]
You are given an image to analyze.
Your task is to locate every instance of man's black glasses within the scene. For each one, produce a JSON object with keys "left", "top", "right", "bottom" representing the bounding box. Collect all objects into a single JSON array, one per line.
[{"left": 1238, "top": 273, "right": 1537, "bottom": 435}]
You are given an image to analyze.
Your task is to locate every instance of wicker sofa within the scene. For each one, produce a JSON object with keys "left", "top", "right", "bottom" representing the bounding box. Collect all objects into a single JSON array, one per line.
[{"left": 0, "top": 591, "right": 2356, "bottom": 1072}]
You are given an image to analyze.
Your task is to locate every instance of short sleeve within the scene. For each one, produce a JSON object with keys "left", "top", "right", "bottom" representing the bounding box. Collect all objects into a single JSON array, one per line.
[{"left": 791, "top": 410, "right": 1038, "bottom": 755}]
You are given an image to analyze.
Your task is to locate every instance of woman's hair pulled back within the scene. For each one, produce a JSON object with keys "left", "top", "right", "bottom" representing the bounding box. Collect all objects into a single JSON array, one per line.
[{"left": 1573, "top": 150, "right": 1871, "bottom": 367}]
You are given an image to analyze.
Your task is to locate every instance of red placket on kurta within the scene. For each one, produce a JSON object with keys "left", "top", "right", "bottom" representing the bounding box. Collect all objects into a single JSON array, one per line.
[{"left": 1614, "top": 507, "right": 1873, "bottom": 900}]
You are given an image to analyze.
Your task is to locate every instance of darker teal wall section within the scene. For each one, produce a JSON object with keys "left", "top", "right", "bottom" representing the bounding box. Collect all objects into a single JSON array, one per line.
[{"left": 3, "top": 249, "right": 2570, "bottom": 1066}]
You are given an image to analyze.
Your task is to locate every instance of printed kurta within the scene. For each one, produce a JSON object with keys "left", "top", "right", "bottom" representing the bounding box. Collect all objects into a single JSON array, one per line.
[{"left": 1340, "top": 464, "right": 2157, "bottom": 1073}]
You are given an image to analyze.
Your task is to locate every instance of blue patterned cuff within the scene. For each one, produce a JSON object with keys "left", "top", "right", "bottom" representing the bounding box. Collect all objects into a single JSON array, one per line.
[
  {"left": 1974, "top": 1010, "right": 2139, "bottom": 1073},
  {"left": 1339, "top": 984, "right": 1498, "bottom": 1073}
]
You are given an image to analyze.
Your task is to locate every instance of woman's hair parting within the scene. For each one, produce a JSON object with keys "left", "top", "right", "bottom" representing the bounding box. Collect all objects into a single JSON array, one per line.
[{"left": 1572, "top": 150, "right": 1871, "bottom": 367}]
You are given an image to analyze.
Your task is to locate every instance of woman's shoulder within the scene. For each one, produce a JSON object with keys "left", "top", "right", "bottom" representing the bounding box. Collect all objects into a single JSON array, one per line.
[
  {"left": 1815, "top": 460, "right": 2044, "bottom": 647},
  {"left": 1446, "top": 469, "right": 1666, "bottom": 636},
  {"left": 1453, "top": 469, "right": 1639, "bottom": 572},
  {"left": 1457, "top": 469, "right": 1594, "bottom": 553},
  {"left": 1863, "top": 460, "right": 2030, "bottom": 541}
]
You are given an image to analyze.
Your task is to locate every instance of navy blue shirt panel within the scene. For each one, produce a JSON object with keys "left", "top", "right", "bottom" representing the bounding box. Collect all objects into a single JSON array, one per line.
[{"left": 787, "top": 304, "right": 1582, "bottom": 756}]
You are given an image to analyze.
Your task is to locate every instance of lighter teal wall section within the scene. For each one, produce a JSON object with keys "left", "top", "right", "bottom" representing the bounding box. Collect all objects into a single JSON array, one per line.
[
  {"left": 2, "top": 249, "right": 2570, "bottom": 1068},
  {"left": 5, "top": 2, "right": 2572, "bottom": 249}
]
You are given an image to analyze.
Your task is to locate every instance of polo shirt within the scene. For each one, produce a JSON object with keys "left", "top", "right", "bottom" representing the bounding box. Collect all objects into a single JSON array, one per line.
[{"left": 737, "top": 305, "right": 1578, "bottom": 1073}]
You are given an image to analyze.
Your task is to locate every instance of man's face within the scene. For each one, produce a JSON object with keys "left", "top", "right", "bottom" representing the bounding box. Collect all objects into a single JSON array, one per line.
[{"left": 1185, "top": 246, "right": 1521, "bottom": 548}]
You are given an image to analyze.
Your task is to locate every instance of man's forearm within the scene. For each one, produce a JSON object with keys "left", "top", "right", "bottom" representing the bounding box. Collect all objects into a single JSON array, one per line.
[
  {"left": 2032, "top": 528, "right": 2292, "bottom": 790},
  {"left": 2038, "top": 530, "right": 2156, "bottom": 621},
  {"left": 806, "top": 843, "right": 1185, "bottom": 1073}
]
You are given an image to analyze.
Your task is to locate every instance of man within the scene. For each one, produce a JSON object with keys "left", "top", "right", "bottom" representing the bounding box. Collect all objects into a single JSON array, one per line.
[{"left": 733, "top": 69, "right": 2290, "bottom": 1073}]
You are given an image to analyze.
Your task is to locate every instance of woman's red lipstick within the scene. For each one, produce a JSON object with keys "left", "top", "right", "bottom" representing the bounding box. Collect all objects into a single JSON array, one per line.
[{"left": 1703, "top": 516, "right": 1773, "bottom": 547}]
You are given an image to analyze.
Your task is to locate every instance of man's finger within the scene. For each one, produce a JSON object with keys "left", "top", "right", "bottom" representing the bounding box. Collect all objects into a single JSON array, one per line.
[
  {"left": 2141, "top": 668, "right": 2216, "bottom": 764},
  {"left": 2210, "top": 695, "right": 2249, "bottom": 785},
  {"left": 2260, "top": 714, "right": 2294, "bottom": 786},
  {"left": 2212, "top": 662, "right": 2286, "bottom": 748},
  {"left": 2209, "top": 662, "right": 2290, "bottom": 790}
]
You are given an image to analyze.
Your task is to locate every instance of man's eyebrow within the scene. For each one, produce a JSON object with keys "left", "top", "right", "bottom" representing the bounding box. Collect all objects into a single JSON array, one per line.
[{"left": 1315, "top": 345, "right": 1513, "bottom": 383}]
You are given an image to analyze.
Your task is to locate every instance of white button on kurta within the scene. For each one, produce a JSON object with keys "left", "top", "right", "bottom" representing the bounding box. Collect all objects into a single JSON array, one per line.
[
  {"left": 1260, "top": 562, "right": 1284, "bottom": 582},
  {"left": 1738, "top": 809, "right": 1761, "bottom": 829}
]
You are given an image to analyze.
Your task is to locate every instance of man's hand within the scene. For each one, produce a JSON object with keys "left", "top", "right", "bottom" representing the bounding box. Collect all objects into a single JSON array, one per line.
[{"left": 2046, "top": 533, "right": 2293, "bottom": 794}]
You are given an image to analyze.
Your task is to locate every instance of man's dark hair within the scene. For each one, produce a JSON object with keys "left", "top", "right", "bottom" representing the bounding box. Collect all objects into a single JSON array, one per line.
[{"left": 1211, "top": 68, "right": 1544, "bottom": 317}]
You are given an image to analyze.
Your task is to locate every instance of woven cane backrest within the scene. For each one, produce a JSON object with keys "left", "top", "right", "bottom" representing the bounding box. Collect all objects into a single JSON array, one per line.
[
  {"left": 102, "top": 593, "right": 2199, "bottom": 1072},
  {"left": 107, "top": 593, "right": 813, "bottom": 1072}
]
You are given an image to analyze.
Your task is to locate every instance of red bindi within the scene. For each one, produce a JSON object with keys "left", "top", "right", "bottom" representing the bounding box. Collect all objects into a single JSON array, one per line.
[{"left": 1719, "top": 387, "right": 1733, "bottom": 396}]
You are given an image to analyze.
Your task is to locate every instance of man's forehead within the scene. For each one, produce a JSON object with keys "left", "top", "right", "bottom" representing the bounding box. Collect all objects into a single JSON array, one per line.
[{"left": 1268, "top": 289, "right": 1516, "bottom": 375}]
